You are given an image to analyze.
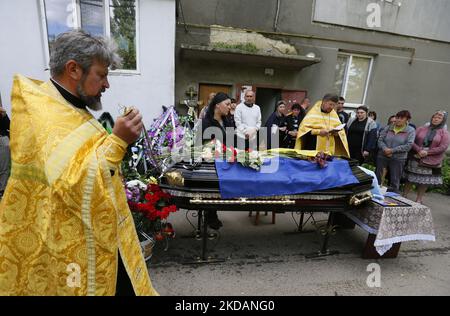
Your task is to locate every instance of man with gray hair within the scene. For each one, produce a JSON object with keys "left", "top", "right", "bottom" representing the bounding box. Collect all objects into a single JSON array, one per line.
[{"left": 0, "top": 30, "right": 157, "bottom": 296}]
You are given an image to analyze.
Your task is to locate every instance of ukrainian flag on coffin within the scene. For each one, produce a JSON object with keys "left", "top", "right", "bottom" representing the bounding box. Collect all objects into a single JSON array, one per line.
[{"left": 215, "top": 156, "right": 358, "bottom": 199}]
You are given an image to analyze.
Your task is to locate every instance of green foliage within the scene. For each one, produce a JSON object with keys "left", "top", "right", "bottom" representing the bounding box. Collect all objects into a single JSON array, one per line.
[
  {"left": 178, "top": 114, "right": 194, "bottom": 127},
  {"left": 212, "top": 42, "right": 259, "bottom": 53},
  {"left": 110, "top": 0, "right": 137, "bottom": 70},
  {"left": 361, "top": 162, "right": 376, "bottom": 172},
  {"left": 361, "top": 157, "right": 450, "bottom": 195},
  {"left": 431, "top": 156, "right": 450, "bottom": 195},
  {"left": 443, "top": 157, "right": 450, "bottom": 194}
]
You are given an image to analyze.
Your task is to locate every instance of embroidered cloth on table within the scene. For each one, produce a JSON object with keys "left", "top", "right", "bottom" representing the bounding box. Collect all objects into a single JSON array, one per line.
[{"left": 346, "top": 196, "right": 435, "bottom": 255}]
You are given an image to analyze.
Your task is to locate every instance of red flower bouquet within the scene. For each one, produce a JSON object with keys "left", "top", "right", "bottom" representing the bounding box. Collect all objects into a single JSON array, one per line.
[{"left": 128, "top": 183, "right": 178, "bottom": 241}]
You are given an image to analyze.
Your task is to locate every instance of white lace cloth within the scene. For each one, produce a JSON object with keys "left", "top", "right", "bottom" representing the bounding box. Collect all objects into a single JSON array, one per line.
[{"left": 346, "top": 196, "right": 436, "bottom": 255}]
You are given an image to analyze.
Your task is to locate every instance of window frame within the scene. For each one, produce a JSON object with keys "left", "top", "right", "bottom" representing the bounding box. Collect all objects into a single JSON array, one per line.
[
  {"left": 39, "top": 0, "right": 140, "bottom": 74},
  {"left": 335, "top": 52, "right": 374, "bottom": 108}
]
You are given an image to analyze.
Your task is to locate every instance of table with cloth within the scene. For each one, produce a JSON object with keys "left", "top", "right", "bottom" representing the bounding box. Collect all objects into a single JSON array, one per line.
[{"left": 344, "top": 192, "right": 436, "bottom": 258}]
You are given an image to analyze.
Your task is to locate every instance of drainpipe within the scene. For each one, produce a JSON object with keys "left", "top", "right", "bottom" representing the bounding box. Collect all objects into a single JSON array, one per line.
[
  {"left": 178, "top": 22, "right": 416, "bottom": 65},
  {"left": 273, "top": 0, "right": 281, "bottom": 32},
  {"left": 176, "top": 0, "right": 189, "bottom": 33}
]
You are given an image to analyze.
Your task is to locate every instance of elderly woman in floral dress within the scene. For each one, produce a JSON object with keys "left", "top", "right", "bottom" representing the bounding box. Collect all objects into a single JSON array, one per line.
[{"left": 403, "top": 111, "right": 450, "bottom": 204}]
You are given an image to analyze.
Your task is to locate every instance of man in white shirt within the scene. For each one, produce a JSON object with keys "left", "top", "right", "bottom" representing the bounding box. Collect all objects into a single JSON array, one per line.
[{"left": 235, "top": 90, "right": 261, "bottom": 150}]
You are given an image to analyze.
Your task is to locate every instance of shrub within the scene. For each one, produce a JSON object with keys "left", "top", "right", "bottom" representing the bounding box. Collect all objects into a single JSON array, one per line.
[
  {"left": 438, "top": 156, "right": 450, "bottom": 195},
  {"left": 429, "top": 156, "right": 450, "bottom": 195}
]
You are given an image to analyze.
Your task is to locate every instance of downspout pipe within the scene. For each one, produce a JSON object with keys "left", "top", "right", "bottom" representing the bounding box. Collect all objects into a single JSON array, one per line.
[
  {"left": 176, "top": 0, "right": 189, "bottom": 33},
  {"left": 273, "top": 0, "right": 281, "bottom": 32}
]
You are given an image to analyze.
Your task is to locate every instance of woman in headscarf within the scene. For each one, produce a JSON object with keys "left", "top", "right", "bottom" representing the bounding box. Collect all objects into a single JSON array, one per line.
[
  {"left": 264, "top": 100, "right": 287, "bottom": 149},
  {"left": 201, "top": 92, "right": 233, "bottom": 146},
  {"left": 226, "top": 98, "right": 237, "bottom": 129},
  {"left": 403, "top": 111, "right": 450, "bottom": 204}
]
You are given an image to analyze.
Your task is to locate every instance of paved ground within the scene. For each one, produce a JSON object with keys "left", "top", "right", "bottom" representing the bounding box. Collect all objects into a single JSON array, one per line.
[{"left": 148, "top": 192, "right": 450, "bottom": 296}]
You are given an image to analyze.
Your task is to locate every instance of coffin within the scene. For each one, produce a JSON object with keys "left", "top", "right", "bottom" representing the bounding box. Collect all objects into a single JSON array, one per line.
[{"left": 160, "top": 157, "right": 373, "bottom": 212}]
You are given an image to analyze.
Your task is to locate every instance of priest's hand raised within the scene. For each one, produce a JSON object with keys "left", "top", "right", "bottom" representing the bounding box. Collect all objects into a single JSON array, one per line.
[{"left": 113, "top": 108, "right": 144, "bottom": 144}]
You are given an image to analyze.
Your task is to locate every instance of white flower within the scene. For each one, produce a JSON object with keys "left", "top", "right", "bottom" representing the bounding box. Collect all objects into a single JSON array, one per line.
[
  {"left": 126, "top": 180, "right": 147, "bottom": 190},
  {"left": 249, "top": 151, "right": 259, "bottom": 160},
  {"left": 202, "top": 147, "right": 213, "bottom": 160},
  {"left": 214, "top": 139, "right": 223, "bottom": 154}
]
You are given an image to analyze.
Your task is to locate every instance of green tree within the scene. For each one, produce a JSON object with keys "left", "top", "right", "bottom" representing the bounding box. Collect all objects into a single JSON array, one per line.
[{"left": 110, "top": 0, "right": 136, "bottom": 69}]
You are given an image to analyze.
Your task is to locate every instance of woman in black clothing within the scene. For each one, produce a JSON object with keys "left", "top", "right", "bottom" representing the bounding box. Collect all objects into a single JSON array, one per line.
[
  {"left": 201, "top": 92, "right": 233, "bottom": 146},
  {"left": 346, "top": 106, "right": 378, "bottom": 165},
  {"left": 0, "top": 104, "right": 11, "bottom": 197},
  {"left": 264, "top": 100, "right": 287, "bottom": 149},
  {"left": 226, "top": 98, "right": 237, "bottom": 128},
  {"left": 284, "top": 103, "right": 303, "bottom": 149},
  {"left": 200, "top": 92, "right": 233, "bottom": 229}
]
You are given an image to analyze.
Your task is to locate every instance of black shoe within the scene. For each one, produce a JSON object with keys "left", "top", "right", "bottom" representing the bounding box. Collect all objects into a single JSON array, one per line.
[
  {"left": 208, "top": 218, "right": 223, "bottom": 230},
  {"left": 387, "top": 187, "right": 400, "bottom": 194}
]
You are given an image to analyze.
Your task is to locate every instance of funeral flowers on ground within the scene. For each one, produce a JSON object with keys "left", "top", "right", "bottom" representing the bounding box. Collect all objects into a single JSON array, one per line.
[{"left": 125, "top": 179, "right": 178, "bottom": 241}]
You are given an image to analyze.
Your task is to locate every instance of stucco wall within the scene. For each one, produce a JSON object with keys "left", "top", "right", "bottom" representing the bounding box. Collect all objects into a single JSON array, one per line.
[
  {"left": 175, "top": 0, "right": 450, "bottom": 129},
  {"left": 0, "top": 0, "right": 175, "bottom": 126},
  {"left": 314, "top": 0, "right": 450, "bottom": 43}
]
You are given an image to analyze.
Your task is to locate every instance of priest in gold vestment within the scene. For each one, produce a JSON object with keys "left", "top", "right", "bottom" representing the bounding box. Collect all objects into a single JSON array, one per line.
[
  {"left": 0, "top": 30, "right": 157, "bottom": 296},
  {"left": 295, "top": 94, "right": 350, "bottom": 157}
]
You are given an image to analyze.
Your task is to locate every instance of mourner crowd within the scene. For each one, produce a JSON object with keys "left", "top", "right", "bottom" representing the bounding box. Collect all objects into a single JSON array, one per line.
[
  {"left": 199, "top": 90, "right": 449, "bottom": 209},
  {"left": 0, "top": 29, "right": 448, "bottom": 295}
]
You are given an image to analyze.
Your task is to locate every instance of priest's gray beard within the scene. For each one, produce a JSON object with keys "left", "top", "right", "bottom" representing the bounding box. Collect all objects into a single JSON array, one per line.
[{"left": 77, "top": 81, "right": 103, "bottom": 111}]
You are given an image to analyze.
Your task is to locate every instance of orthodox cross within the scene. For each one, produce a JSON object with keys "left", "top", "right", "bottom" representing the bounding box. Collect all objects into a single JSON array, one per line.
[{"left": 185, "top": 86, "right": 197, "bottom": 100}]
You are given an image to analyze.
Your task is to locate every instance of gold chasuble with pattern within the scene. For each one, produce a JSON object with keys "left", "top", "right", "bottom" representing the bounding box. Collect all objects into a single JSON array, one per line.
[
  {"left": 0, "top": 75, "right": 158, "bottom": 296},
  {"left": 295, "top": 101, "right": 349, "bottom": 157}
]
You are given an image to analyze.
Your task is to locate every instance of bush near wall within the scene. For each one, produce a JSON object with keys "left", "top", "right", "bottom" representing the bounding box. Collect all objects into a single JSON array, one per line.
[{"left": 434, "top": 156, "right": 450, "bottom": 195}]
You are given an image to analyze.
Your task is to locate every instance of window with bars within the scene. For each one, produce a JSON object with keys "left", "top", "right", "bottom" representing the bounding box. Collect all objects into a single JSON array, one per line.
[
  {"left": 41, "top": 0, "right": 138, "bottom": 71},
  {"left": 333, "top": 53, "right": 373, "bottom": 107}
]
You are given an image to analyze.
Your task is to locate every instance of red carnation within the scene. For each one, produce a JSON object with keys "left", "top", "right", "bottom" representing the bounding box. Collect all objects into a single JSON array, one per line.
[
  {"left": 127, "top": 201, "right": 138, "bottom": 211},
  {"left": 230, "top": 146, "right": 237, "bottom": 157},
  {"left": 154, "top": 232, "right": 164, "bottom": 241},
  {"left": 148, "top": 184, "right": 161, "bottom": 192}
]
